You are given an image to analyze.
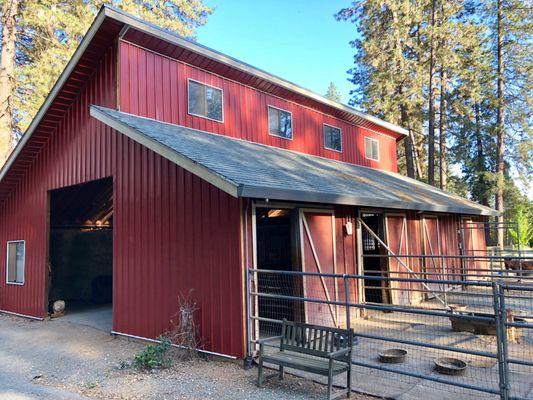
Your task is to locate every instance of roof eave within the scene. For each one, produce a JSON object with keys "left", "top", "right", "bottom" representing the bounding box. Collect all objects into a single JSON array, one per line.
[
  {"left": 238, "top": 185, "right": 499, "bottom": 216},
  {"left": 90, "top": 105, "right": 239, "bottom": 197},
  {"left": 0, "top": 7, "right": 110, "bottom": 185}
]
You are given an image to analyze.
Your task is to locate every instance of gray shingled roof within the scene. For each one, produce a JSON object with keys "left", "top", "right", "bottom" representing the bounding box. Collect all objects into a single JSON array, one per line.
[{"left": 90, "top": 106, "right": 497, "bottom": 216}]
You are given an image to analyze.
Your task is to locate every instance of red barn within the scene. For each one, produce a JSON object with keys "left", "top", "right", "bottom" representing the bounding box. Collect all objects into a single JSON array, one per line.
[{"left": 0, "top": 6, "right": 495, "bottom": 358}]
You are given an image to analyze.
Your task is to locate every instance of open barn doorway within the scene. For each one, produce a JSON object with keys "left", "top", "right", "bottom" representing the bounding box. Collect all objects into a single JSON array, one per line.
[
  {"left": 46, "top": 178, "right": 113, "bottom": 332},
  {"left": 361, "top": 212, "right": 391, "bottom": 304},
  {"left": 254, "top": 207, "right": 302, "bottom": 336}
]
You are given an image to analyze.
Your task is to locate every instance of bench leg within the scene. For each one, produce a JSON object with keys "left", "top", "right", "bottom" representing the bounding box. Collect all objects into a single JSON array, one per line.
[
  {"left": 327, "top": 369, "right": 334, "bottom": 400},
  {"left": 279, "top": 366, "right": 284, "bottom": 380},
  {"left": 347, "top": 367, "right": 352, "bottom": 398},
  {"left": 257, "top": 359, "right": 264, "bottom": 387}
]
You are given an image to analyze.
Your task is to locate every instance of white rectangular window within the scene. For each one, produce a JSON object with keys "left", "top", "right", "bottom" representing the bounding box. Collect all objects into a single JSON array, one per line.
[
  {"left": 187, "top": 79, "right": 223, "bottom": 122},
  {"left": 364, "top": 137, "right": 379, "bottom": 161},
  {"left": 268, "top": 106, "right": 292, "bottom": 139},
  {"left": 6, "top": 241, "right": 25, "bottom": 285},
  {"left": 323, "top": 124, "right": 342, "bottom": 151}
]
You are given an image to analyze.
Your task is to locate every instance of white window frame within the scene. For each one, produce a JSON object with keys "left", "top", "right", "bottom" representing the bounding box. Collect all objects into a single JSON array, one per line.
[
  {"left": 187, "top": 78, "right": 224, "bottom": 123},
  {"left": 323, "top": 123, "right": 342, "bottom": 152},
  {"left": 6, "top": 240, "right": 25, "bottom": 285},
  {"left": 364, "top": 137, "right": 380, "bottom": 161},
  {"left": 267, "top": 105, "right": 293, "bottom": 140}
]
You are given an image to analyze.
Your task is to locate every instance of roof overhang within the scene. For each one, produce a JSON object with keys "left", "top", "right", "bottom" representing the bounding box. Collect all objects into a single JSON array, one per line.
[{"left": 90, "top": 106, "right": 499, "bottom": 217}]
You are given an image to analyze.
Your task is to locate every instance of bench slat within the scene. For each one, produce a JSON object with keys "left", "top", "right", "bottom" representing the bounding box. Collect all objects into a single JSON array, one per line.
[{"left": 262, "top": 351, "right": 349, "bottom": 375}]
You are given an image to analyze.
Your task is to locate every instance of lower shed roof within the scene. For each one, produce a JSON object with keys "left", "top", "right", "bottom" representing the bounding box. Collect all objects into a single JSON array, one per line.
[{"left": 90, "top": 106, "right": 497, "bottom": 216}]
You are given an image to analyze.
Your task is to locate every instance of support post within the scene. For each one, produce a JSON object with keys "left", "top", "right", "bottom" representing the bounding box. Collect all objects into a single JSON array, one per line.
[
  {"left": 244, "top": 267, "right": 254, "bottom": 369},
  {"left": 492, "top": 282, "right": 510, "bottom": 400},
  {"left": 344, "top": 275, "right": 351, "bottom": 331}
]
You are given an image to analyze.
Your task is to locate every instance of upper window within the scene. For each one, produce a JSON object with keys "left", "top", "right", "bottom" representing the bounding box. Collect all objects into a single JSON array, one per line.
[
  {"left": 364, "top": 137, "right": 379, "bottom": 161},
  {"left": 268, "top": 106, "right": 292, "bottom": 139},
  {"left": 323, "top": 124, "right": 342, "bottom": 152},
  {"left": 6, "top": 241, "right": 25, "bottom": 285},
  {"left": 187, "top": 79, "right": 223, "bottom": 122}
]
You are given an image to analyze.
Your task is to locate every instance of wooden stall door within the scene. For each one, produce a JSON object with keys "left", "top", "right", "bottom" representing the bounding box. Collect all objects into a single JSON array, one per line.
[
  {"left": 385, "top": 215, "right": 410, "bottom": 305},
  {"left": 300, "top": 210, "right": 338, "bottom": 327},
  {"left": 461, "top": 218, "right": 476, "bottom": 274},
  {"left": 461, "top": 218, "right": 489, "bottom": 278},
  {"left": 422, "top": 216, "right": 445, "bottom": 291}
]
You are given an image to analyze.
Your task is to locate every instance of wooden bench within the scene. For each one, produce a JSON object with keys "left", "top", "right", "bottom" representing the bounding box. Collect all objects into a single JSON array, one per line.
[{"left": 257, "top": 319, "right": 353, "bottom": 400}]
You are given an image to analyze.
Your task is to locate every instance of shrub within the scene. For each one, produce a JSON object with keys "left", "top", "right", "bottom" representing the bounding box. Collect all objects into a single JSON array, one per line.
[{"left": 133, "top": 336, "right": 172, "bottom": 370}]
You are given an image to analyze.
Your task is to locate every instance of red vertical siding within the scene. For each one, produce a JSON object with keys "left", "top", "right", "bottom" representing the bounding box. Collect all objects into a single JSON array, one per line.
[
  {"left": 0, "top": 45, "right": 245, "bottom": 357},
  {"left": 118, "top": 41, "right": 399, "bottom": 172}
]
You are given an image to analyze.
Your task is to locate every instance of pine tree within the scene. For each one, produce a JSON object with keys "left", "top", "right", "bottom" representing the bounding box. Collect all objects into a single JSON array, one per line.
[
  {"left": 0, "top": 0, "right": 213, "bottom": 166},
  {"left": 0, "top": 0, "right": 19, "bottom": 163},
  {"left": 325, "top": 82, "right": 342, "bottom": 102},
  {"left": 336, "top": 0, "right": 426, "bottom": 179}
]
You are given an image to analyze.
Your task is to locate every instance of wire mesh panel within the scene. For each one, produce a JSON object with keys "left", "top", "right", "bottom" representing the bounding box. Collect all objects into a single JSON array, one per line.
[
  {"left": 500, "top": 284, "right": 533, "bottom": 399},
  {"left": 248, "top": 267, "right": 533, "bottom": 399}
]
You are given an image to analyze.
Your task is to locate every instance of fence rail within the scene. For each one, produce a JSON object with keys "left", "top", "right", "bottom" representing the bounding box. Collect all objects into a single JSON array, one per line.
[{"left": 247, "top": 267, "right": 533, "bottom": 400}]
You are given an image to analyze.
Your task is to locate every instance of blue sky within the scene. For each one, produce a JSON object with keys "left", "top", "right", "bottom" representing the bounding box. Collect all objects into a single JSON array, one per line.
[{"left": 197, "top": 0, "right": 356, "bottom": 105}]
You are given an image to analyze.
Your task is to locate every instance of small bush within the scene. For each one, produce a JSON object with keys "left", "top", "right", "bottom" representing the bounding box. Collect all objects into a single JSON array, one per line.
[{"left": 133, "top": 336, "right": 172, "bottom": 370}]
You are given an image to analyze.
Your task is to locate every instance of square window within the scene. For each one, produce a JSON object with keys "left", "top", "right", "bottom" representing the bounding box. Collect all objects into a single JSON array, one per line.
[
  {"left": 6, "top": 241, "right": 25, "bottom": 285},
  {"left": 324, "top": 125, "right": 342, "bottom": 151},
  {"left": 364, "top": 137, "right": 379, "bottom": 161},
  {"left": 187, "top": 80, "right": 223, "bottom": 122},
  {"left": 268, "top": 106, "right": 292, "bottom": 139}
]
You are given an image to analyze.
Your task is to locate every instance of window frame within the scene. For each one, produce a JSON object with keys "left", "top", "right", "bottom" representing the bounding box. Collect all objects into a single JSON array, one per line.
[
  {"left": 187, "top": 78, "right": 224, "bottom": 123},
  {"left": 323, "top": 123, "right": 343, "bottom": 152},
  {"left": 364, "top": 137, "right": 380, "bottom": 161},
  {"left": 267, "top": 105, "right": 293, "bottom": 140},
  {"left": 6, "top": 240, "right": 25, "bottom": 286}
]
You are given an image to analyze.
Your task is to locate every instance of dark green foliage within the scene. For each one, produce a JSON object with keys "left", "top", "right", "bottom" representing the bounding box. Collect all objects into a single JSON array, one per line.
[
  {"left": 133, "top": 337, "right": 172, "bottom": 370},
  {"left": 336, "top": 0, "right": 531, "bottom": 210}
]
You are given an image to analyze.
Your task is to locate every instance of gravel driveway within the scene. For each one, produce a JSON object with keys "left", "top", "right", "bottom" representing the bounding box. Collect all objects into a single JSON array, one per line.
[{"left": 0, "top": 313, "right": 376, "bottom": 399}]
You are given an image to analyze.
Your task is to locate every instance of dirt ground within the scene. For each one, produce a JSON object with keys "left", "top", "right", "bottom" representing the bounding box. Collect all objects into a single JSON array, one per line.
[{"left": 0, "top": 313, "right": 376, "bottom": 400}]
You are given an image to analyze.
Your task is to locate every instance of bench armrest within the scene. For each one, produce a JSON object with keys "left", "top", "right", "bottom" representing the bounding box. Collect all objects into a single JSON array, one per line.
[{"left": 328, "top": 347, "right": 351, "bottom": 359}]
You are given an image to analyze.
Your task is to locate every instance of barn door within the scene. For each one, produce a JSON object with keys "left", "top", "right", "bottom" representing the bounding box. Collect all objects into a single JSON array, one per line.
[
  {"left": 385, "top": 214, "right": 409, "bottom": 305},
  {"left": 300, "top": 209, "right": 337, "bottom": 327},
  {"left": 422, "top": 216, "right": 445, "bottom": 291},
  {"left": 460, "top": 218, "right": 488, "bottom": 278}
]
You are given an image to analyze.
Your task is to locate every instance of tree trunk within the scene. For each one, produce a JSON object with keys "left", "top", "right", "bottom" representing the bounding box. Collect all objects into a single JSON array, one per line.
[
  {"left": 439, "top": 68, "right": 447, "bottom": 190},
  {"left": 495, "top": 0, "right": 505, "bottom": 248},
  {"left": 474, "top": 103, "right": 488, "bottom": 206},
  {"left": 399, "top": 102, "right": 415, "bottom": 178},
  {"left": 427, "top": 0, "right": 437, "bottom": 186},
  {"left": 0, "top": 0, "right": 19, "bottom": 166}
]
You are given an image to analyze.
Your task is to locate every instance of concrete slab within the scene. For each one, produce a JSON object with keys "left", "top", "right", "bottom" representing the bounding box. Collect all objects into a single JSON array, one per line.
[{"left": 57, "top": 304, "right": 112, "bottom": 332}]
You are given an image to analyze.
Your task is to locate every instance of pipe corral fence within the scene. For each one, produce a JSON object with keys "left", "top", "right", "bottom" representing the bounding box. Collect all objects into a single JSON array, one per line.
[{"left": 246, "top": 220, "right": 533, "bottom": 400}]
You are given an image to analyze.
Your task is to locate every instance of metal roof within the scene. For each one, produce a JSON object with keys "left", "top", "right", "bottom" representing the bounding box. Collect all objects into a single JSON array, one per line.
[{"left": 91, "top": 106, "right": 497, "bottom": 216}]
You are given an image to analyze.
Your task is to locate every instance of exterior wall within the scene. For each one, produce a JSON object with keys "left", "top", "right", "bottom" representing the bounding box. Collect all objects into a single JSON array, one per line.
[
  {"left": 0, "top": 45, "right": 245, "bottom": 357},
  {"left": 118, "top": 41, "right": 399, "bottom": 172}
]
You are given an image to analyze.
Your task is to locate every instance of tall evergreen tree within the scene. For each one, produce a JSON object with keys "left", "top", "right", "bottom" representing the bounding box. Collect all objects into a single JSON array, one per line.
[
  {"left": 0, "top": 0, "right": 19, "bottom": 163},
  {"left": 0, "top": 0, "right": 213, "bottom": 166},
  {"left": 325, "top": 82, "right": 342, "bottom": 102},
  {"left": 336, "top": 0, "right": 426, "bottom": 179}
]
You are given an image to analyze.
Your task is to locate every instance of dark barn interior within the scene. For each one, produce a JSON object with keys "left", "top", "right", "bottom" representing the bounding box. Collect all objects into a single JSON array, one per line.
[
  {"left": 256, "top": 207, "right": 301, "bottom": 335},
  {"left": 47, "top": 178, "right": 113, "bottom": 330},
  {"left": 361, "top": 212, "right": 390, "bottom": 304}
]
